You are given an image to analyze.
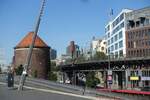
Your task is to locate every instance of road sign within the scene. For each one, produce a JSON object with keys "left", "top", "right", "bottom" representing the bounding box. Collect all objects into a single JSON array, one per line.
[
  {"left": 108, "top": 80, "right": 112, "bottom": 84},
  {"left": 108, "top": 70, "right": 112, "bottom": 75},
  {"left": 107, "top": 75, "right": 112, "bottom": 81}
]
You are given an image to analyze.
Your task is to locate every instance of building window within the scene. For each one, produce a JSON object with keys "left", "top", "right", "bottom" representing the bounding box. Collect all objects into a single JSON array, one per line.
[
  {"left": 143, "top": 49, "right": 145, "bottom": 56},
  {"left": 119, "top": 40, "right": 123, "bottom": 48},
  {"left": 108, "top": 40, "right": 110, "bottom": 45},
  {"left": 148, "top": 29, "right": 150, "bottom": 35},
  {"left": 101, "top": 47, "right": 104, "bottom": 51},
  {"left": 120, "top": 22, "right": 124, "bottom": 28},
  {"left": 114, "top": 34, "right": 118, "bottom": 41},
  {"left": 133, "top": 41, "right": 136, "bottom": 48},
  {"left": 115, "top": 43, "right": 118, "bottom": 50},
  {"left": 107, "top": 32, "right": 110, "bottom": 38},
  {"left": 131, "top": 50, "right": 133, "bottom": 56},
  {"left": 120, "top": 13, "right": 124, "bottom": 21},
  {"left": 128, "top": 51, "right": 130, "bottom": 56},
  {"left": 111, "top": 45, "right": 114, "bottom": 51},
  {"left": 107, "top": 25, "right": 110, "bottom": 31},
  {"left": 128, "top": 42, "right": 130, "bottom": 48},
  {"left": 119, "top": 50, "right": 123, "bottom": 57},
  {"left": 115, "top": 52, "right": 118, "bottom": 58},
  {"left": 108, "top": 47, "right": 110, "bottom": 53},
  {"left": 145, "top": 19, "right": 149, "bottom": 25},
  {"left": 106, "top": 25, "right": 110, "bottom": 33},
  {"left": 103, "top": 42, "right": 106, "bottom": 45},
  {"left": 112, "top": 22, "right": 124, "bottom": 34},
  {"left": 119, "top": 31, "right": 123, "bottom": 39},
  {"left": 111, "top": 37, "right": 113, "bottom": 44}
]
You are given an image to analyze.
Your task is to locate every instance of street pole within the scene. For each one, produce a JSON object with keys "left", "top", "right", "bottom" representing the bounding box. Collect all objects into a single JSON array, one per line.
[
  {"left": 108, "top": 53, "right": 110, "bottom": 70},
  {"left": 18, "top": 0, "right": 46, "bottom": 91},
  {"left": 107, "top": 51, "right": 111, "bottom": 90}
]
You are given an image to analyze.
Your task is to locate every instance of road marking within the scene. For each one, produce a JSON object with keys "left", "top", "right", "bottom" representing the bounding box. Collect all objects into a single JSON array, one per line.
[{"left": 0, "top": 82, "right": 97, "bottom": 100}]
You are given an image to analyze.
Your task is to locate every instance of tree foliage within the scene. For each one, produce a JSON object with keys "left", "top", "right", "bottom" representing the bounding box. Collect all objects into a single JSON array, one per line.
[
  {"left": 76, "top": 55, "right": 86, "bottom": 63},
  {"left": 0, "top": 67, "right": 1, "bottom": 73},
  {"left": 15, "top": 65, "right": 23, "bottom": 75},
  {"left": 51, "top": 61, "right": 59, "bottom": 71},
  {"left": 32, "top": 70, "right": 38, "bottom": 78},
  {"left": 51, "top": 61, "right": 56, "bottom": 67},
  {"left": 93, "top": 52, "right": 107, "bottom": 60},
  {"left": 86, "top": 72, "right": 100, "bottom": 88},
  {"left": 48, "top": 72, "right": 57, "bottom": 81}
]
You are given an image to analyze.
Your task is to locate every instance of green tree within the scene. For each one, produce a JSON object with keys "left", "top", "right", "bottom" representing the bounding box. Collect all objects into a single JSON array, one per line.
[
  {"left": 86, "top": 72, "right": 100, "bottom": 88},
  {"left": 0, "top": 67, "right": 1, "bottom": 73},
  {"left": 51, "top": 61, "right": 59, "bottom": 71},
  {"left": 48, "top": 72, "right": 57, "bottom": 81},
  {"left": 15, "top": 65, "right": 24, "bottom": 75},
  {"left": 32, "top": 70, "right": 38, "bottom": 78},
  {"left": 93, "top": 52, "right": 107, "bottom": 60},
  {"left": 76, "top": 55, "right": 86, "bottom": 63}
]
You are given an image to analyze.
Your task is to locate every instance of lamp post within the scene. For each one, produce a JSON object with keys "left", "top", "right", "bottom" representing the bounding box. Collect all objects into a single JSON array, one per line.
[
  {"left": 18, "top": 0, "right": 46, "bottom": 91},
  {"left": 107, "top": 50, "right": 112, "bottom": 89}
]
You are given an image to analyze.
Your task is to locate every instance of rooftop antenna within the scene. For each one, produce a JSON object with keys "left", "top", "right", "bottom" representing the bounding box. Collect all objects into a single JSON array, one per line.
[
  {"left": 109, "top": 8, "right": 113, "bottom": 21},
  {"left": 18, "top": 0, "right": 46, "bottom": 91}
]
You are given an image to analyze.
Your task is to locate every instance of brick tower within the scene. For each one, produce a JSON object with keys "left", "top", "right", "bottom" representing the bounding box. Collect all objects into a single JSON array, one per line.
[{"left": 13, "top": 32, "right": 50, "bottom": 79}]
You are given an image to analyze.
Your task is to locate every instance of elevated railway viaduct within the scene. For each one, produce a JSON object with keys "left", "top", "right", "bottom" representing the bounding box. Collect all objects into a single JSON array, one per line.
[{"left": 60, "top": 57, "right": 150, "bottom": 91}]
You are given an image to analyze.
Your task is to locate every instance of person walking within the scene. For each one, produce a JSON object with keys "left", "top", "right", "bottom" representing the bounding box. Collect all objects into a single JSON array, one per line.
[{"left": 7, "top": 69, "right": 14, "bottom": 89}]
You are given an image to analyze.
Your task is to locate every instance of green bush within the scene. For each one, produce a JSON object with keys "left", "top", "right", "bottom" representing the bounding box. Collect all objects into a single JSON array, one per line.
[
  {"left": 0, "top": 67, "right": 1, "bottom": 73},
  {"left": 48, "top": 72, "right": 57, "bottom": 81},
  {"left": 15, "top": 65, "right": 24, "bottom": 75},
  {"left": 93, "top": 52, "right": 107, "bottom": 60},
  {"left": 33, "top": 70, "right": 38, "bottom": 78},
  {"left": 86, "top": 72, "right": 100, "bottom": 88}
]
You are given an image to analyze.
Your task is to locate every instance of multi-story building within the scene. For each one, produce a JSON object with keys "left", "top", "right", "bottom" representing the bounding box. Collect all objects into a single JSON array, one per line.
[
  {"left": 50, "top": 49, "right": 57, "bottom": 60},
  {"left": 0, "top": 48, "right": 6, "bottom": 72},
  {"left": 126, "top": 7, "right": 150, "bottom": 58},
  {"left": 105, "top": 7, "right": 150, "bottom": 90},
  {"left": 125, "top": 7, "right": 150, "bottom": 89},
  {"left": 56, "top": 54, "right": 72, "bottom": 65},
  {"left": 13, "top": 32, "right": 50, "bottom": 79},
  {"left": 66, "top": 41, "right": 80, "bottom": 59},
  {"left": 105, "top": 9, "right": 132, "bottom": 58},
  {"left": 91, "top": 37, "right": 106, "bottom": 54}
]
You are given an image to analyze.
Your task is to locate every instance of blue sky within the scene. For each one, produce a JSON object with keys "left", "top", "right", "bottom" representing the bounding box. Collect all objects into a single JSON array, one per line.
[{"left": 0, "top": 0, "right": 150, "bottom": 64}]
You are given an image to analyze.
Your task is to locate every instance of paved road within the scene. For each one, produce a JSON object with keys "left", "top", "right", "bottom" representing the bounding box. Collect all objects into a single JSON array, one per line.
[
  {"left": 0, "top": 84, "right": 91, "bottom": 100},
  {"left": 2, "top": 74, "right": 148, "bottom": 100}
]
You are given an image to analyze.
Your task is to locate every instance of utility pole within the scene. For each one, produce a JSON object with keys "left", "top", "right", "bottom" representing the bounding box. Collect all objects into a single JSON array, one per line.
[{"left": 18, "top": 0, "right": 46, "bottom": 91}]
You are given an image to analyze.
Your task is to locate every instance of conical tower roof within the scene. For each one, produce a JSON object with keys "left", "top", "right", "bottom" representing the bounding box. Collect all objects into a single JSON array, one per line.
[{"left": 15, "top": 32, "right": 49, "bottom": 49}]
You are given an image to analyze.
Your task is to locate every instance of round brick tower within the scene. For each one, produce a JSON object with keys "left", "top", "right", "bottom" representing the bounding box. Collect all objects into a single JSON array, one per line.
[{"left": 13, "top": 32, "right": 50, "bottom": 79}]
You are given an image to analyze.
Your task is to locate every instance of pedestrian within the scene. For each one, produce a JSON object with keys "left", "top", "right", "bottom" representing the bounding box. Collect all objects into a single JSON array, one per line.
[
  {"left": 82, "top": 81, "right": 86, "bottom": 95},
  {"left": 81, "top": 75, "right": 86, "bottom": 95},
  {"left": 7, "top": 69, "right": 14, "bottom": 89}
]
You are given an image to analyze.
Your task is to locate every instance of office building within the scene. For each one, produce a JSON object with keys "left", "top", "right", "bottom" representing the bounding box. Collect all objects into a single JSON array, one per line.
[
  {"left": 105, "top": 9, "right": 132, "bottom": 58},
  {"left": 66, "top": 41, "right": 80, "bottom": 58},
  {"left": 91, "top": 37, "right": 106, "bottom": 54},
  {"left": 51, "top": 49, "right": 57, "bottom": 60},
  {"left": 126, "top": 7, "right": 150, "bottom": 57}
]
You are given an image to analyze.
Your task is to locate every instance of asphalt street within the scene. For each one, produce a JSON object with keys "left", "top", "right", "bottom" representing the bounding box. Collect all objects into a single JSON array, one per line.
[{"left": 0, "top": 85, "right": 91, "bottom": 100}]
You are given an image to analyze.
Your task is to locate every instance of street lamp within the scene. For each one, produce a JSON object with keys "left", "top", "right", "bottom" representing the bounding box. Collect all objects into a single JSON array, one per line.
[{"left": 107, "top": 49, "right": 112, "bottom": 89}]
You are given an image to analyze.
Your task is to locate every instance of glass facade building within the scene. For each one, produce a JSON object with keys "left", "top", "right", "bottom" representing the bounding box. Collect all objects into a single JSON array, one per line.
[{"left": 105, "top": 9, "right": 132, "bottom": 58}]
